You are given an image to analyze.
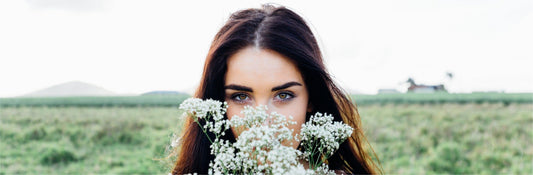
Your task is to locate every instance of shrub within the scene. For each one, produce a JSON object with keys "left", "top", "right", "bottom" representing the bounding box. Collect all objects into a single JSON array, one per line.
[{"left": 40, "top": 148, "right": 77, "bottom": 165}]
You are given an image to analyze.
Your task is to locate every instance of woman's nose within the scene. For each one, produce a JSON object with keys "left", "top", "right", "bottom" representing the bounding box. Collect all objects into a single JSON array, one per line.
[
  {"left": 254, "top": 98, "right": 273, "bottom": 114},
  {"left": 255, "top": 101, "right": 274, "bottom": 125}
]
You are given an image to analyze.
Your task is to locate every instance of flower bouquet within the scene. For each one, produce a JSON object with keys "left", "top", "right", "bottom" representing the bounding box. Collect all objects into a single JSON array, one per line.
[{"left": 178, "top": 98, "right": 353, "bottom": 174}]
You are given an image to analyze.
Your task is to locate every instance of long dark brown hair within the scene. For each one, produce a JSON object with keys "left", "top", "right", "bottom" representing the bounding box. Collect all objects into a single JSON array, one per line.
[{"left": 172, "top": 4, "right": 380, "bottom": 174}]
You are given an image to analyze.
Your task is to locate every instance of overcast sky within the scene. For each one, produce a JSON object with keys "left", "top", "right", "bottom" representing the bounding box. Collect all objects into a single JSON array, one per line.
[{"left": 0, "top": 0, "right": 532, "bottom": 97}]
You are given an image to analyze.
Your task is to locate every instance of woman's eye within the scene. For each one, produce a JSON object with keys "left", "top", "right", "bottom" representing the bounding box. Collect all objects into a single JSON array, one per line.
[
  {"left": 237, "top": 94, "right": 247, "bottom": 100},
  {"left": 232, "top": 93, "right": 249, "bottom": 102},
  {"left": 276, "top": 92, "right": 293, "bottom": 101}
]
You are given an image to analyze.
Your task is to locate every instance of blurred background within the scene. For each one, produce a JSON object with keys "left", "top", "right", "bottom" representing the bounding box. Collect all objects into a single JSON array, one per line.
[{"left": 0, "top": 0, "right": 531, "bottom": 174}]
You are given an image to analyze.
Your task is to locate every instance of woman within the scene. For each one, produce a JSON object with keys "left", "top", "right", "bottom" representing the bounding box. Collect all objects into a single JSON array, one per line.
[{"left": 172, "top": 4, "right": 380, "bottom": 174}]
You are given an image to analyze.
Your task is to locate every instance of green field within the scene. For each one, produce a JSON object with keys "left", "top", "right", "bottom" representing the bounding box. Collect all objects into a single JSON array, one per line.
[
  {"left": 0, "top": 107, "right": 183, "bottom": 174},
  {"left": 0, "top": 93, "right": 532, "bottom": 174},
  {"left": 0, "top": 95, "right": 190, "bottom": 107},
  {"left": 360, "top": 103, "right": 532, "bottom": 174},
  {"left": 352, "top": 92, "right": 533, "bottom": 105}
]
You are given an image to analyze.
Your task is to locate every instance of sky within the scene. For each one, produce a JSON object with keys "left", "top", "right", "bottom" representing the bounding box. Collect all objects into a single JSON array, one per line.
[{"left": 0, "top": 0, "right": 532, "bottom": 97}]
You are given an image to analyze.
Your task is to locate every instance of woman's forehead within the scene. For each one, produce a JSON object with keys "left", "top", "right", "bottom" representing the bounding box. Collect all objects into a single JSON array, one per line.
[{"left": 225, "top": 47, "right": 304, "bottom": 88}]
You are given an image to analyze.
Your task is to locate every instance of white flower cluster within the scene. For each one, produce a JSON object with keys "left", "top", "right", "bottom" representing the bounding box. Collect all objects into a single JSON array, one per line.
[
  {"left": 179, "top": 98, "right": 230, "bottom": 142},
  {"left": 300, "top": 112, "right": 353, "bottom": 168},
  {"left": 179, "top": 98, "right": 227, "bottom": 120},
  {"left": 177, "top": 98, "right": 353, "bottom": 175}
]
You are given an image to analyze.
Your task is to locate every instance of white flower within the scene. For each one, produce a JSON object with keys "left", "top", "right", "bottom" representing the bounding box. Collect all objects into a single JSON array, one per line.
[
  {"left": 287, "top": 164, "right": 315, "bottom": 175},
  {"left": 315, "top": 163, "right": 336, "bottom": 175},
  {"left": 267, "top": 145, "right": 300, "bottom": 174},
  {"left": 177, "top": 98, "right": 353, "bottom": 174},
  {"left": 300, "top": 112, "right": 353, "bottom": 168}
]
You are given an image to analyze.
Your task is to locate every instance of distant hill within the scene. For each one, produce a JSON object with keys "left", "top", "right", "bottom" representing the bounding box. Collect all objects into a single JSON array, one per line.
[
  {"left": 23, "top": 81, "right": 116, "bottom": 97},
  {"left": 141, "top": 90, "right": 186, "bottom": 96}
]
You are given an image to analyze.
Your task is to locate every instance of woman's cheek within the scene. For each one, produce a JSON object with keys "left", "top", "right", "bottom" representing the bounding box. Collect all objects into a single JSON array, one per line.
[
  {"left": 275, "top": 101, "right": 308, "bottom": 148},
  {"left": 279, "top": 97, "right": 308, "bottom": 124}
]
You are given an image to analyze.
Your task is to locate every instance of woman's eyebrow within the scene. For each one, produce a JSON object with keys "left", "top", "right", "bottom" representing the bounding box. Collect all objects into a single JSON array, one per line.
[
  {"left": 271, "top": 81, "right": 302, "bottom": 91},
  {"left": 224, "top": 82, "right": 302, "bottom": 92},
  {"left": 224, "top": 84, "right": 253, "bottom": 92}
]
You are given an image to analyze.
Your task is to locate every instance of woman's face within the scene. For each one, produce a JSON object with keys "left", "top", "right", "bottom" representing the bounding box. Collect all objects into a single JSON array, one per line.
[{"left": 224, "top": 46, "right": 310, "bottom": 149}]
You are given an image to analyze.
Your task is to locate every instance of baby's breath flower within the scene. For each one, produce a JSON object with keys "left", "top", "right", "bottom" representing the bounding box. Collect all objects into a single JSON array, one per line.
[
  {"left": 229, "top": 105, "right": 268, "bottom": 128},
  {"left": 267, "top": 145, "right": 300, "bottom": 174},
  {"left": 178, "top": 98, "right": 353, "bottom": 174},
  {"left": 315, "top": 163, "right": 336, "bottom": 175},
  {"left": 179, "top": 98, "right": 224, "bottom": 120},
  {"left": 287, "top": 164, "right": 315, "bottom": 175},
  {"left": 179, "top": 98, "right": 230, "bottom": 144},
  {"left": 300, "top": 112, "right": 353, "bottom": 169}
]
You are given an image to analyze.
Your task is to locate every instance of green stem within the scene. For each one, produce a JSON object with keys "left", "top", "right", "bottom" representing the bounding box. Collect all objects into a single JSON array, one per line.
[
  {"left": 315, "top": 144, "right": 325, "bottom": 167},
  {"left": 311, "top": 143, "right": 321, "bottom": 168},
  {"left": 195, "top": 119, "right": 214, "bottom": 144},
  {"left": 306, "top": 142, "right": 320, "bottom": 169}
]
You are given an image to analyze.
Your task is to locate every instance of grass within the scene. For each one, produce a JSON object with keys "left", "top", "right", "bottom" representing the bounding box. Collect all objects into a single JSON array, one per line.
[
  {"left": 352, "top": 92, "right": 533, "bottom": 105},
  {"left": 360, "top": 103, "right": 532, "bottom": 174},
  {"left": 0, "top": 94, "right": 190, "bottom": 107},
  {"left": 0, "top": 107, "right": 183, "bottom": 174}
]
